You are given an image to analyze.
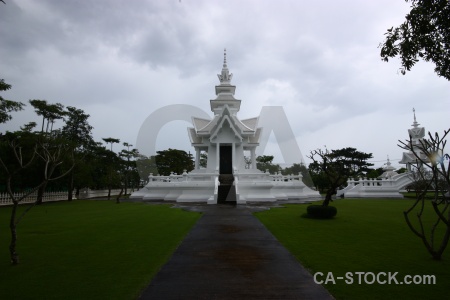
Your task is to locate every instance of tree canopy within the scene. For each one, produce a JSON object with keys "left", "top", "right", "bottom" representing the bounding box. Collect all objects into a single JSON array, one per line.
[
  {"left": 308, "top": 147, "right": 373, "bottom": 206},
  {"left": 256, "top": 155, "right": 281, "bottom": 174},
  {"left": 155, "top": 148, "right": 194, "bottom": 176},
  {"left": 0, "top": 79, "right": 24, "bottom": 124},
  {"left": 379, "top": 0, "right": 450, "bottom": 80}
]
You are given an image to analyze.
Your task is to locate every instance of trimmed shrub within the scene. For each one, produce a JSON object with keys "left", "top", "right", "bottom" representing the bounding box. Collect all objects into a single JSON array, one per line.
[{"left": 306, "top": 205, "right": 337, "bottom": 219}]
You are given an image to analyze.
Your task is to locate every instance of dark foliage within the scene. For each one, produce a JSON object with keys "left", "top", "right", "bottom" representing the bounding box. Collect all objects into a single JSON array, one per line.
[
  {"left": 306, "top": 205, "right": 337, "bottom": 219},
  {"left": 380, "top": 0, "right": 450, "bottom": 80}
]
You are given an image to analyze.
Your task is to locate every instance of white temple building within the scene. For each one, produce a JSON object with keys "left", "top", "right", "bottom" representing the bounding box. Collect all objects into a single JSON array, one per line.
[
  {"left": 336, "top": 110, "right": 426, "bottom": 198},
  {"left": 399, "top": 108, "right": 429, "bottom": 170},
  {"left": 130, "top": 51, "right": 320, "bottom": 204}
]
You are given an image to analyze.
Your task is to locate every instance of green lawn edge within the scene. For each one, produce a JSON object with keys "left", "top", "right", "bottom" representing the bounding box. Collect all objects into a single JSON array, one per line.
[
  {"left": 254, "top": 199, "right": 449, "bottom": 300},
  {"left": 0, "top": 200, "right": 201, "bottom": 299}
]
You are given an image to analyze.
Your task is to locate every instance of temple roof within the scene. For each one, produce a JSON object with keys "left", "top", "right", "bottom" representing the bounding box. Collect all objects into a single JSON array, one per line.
[
  {"left": 241, "top": 117, "right": 259, "bottom": 131},
  {"left": 192, "top": 105, "right": 258, "bottom": 137},
  {"left": 189, "top": 51, "right": 262, "bottom": 146},
  {"left": 192, "top": 117, "right": 212, "bottom": 131}
]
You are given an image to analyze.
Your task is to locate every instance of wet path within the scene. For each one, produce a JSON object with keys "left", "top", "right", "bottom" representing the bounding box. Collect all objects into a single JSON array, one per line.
[{"left": 138, "top": 204, "right": 333, "bottom": 299}]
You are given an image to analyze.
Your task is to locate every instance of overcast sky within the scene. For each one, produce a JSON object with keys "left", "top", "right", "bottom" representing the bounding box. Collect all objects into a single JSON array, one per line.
[{"left": 1, "top": 0, "right": 448, "bottom": 169}]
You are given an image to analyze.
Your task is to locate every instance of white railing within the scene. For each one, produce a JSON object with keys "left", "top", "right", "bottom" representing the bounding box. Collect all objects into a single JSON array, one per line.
[
  {"left": 147, "top": 171, "right": 219, "bottom": 183},
  {"left": 337, "top": 173, "right": 415, "bottom": 197},
  {"left": 145, "top": 170, "right": 304, "bottom": 187},
  {"left": 233, "top": 175, "right": 240, "bottom": 202},
  {"left": 0, "top": 190, "right": 70, "bottom": 206},
  {"left": 346, "top": 177, "right": 400, "bottom": 187},
  {"left": 213, "top": 176, "right": 219, "bottom": 203},
  {"left": 77, "top": 189, "right": 123, "bottom": 199},
  {"left": 269, "top": 172, "right": 303, "bottom": 182}
]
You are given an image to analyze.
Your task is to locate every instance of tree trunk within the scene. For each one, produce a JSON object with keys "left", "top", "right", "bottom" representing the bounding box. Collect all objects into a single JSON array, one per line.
[
  {"left": 116, "top": 188, "right": 123, "bottom": 204},
  {"left": 9, "top": 202, "right": 19, "bottom": 265},
  {"left": 36, "top": 183, "right": 47, "bottom": 205},
  {"left": 323, "top": 189, "right": 334, "bottom": 206},
  {"left": 67, "top": 170, "right": 74, "bottom": 201}
]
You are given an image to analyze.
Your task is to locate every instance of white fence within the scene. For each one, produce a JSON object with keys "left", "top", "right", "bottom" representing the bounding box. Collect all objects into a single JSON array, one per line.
[
  {"left": 147, "top": 170, "right": 304, "bottom": 183},
  {"left": 0, "top": 189, "right": 124, "bottom": 206},
  {"left": 77, "top": 189, "right": 123, "bottom": 199},
  {"left": 0, "top": 191, "right": 70, "bottom": 206}
]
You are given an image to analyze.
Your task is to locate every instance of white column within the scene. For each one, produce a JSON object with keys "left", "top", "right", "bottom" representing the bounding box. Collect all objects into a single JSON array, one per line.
[
  {"left": 251, "top": 147, "right": 256, "bottom": 169},
  {"left": 216, "top": 143, "right": 220, "bottom": 172},
  {"left": 195, "top": 147, "right": 200, "bottom": 170},
  {"left": 232, "top": 143, "right": 235, "bottom": 172}
]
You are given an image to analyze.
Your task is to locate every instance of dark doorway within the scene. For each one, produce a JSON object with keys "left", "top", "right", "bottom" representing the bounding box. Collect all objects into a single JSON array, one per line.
[{"left": 220, "top": 145, "right": 232, "bottom": 174}]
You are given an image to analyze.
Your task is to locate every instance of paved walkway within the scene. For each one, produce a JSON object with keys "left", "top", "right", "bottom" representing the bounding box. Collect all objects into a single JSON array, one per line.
[{"left": 138, "top": 204, "right": 334, "bottom": 300}]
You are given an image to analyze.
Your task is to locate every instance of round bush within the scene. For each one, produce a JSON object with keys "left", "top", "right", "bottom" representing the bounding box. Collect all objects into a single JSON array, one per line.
[{"left": 306, "top": 205, "right": 337, "bottom": 219}]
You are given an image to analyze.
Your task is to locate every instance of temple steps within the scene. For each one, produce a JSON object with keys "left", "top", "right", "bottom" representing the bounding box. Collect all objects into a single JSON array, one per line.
[{"left": 218, "top": 175, "right": 236, "bottom": 204}]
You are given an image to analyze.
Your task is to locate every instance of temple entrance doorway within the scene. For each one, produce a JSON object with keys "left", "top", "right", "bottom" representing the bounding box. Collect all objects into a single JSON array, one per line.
[
  {"left": 218, "top": 145, "right": 235, "bottom": 204},
  {"left": 219, "top": 145, "right": 232, "bottom": 174}
]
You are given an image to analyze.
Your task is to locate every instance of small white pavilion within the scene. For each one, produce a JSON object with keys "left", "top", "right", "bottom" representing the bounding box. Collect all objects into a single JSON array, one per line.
[
  {"left": 378, "top": 156, "right": 398, "bottom": 179},
  {"left": 131, "top": 51, "right": 320, "bottom": 204}
]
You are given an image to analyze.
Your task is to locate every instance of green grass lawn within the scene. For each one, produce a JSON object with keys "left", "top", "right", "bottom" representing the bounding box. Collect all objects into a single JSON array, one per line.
[
  {"left": 255, "top": 199, "right": 450, "bottom": 300},
  {"left": 0, "top": 200, "right": 201, "bottom": 299}
]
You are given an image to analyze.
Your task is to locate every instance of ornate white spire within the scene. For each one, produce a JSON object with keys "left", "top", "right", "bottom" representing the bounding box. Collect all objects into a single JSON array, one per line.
[
  {"left": 412, "top": 107, "right": 420, "bottom": 128},
  {"left": 217, "top": 48, "right": 233, "bottom": 84},
  {"left": 385, "top": 155, "right": 393, "bottom": 168},
  {"left": 223, "top": 48, "right": 227, "bottom": 67},
  {"left": 408, "top": 107, "right": 425, "bottom": 142}
]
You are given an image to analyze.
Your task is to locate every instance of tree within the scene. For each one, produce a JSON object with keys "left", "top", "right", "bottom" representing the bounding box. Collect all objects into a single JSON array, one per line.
[
  {"left": 0, "top": 130, "right": 74, "bottom": 264},
  {"left": 397, "top": 167, "right": 408, "bottom": 174},
  {"left": 308, "top": 165, "right": 330, "bottom": 194},
  {"left": 119, "top": 142, "right": 139, "bottom": 197},
  {"left": 308, "top": 147, "right": 373, "bottom": 206},
  {"left": 102, "top": 137, "right": 120, "bottom": 152},
  {"left": 136, "top": 154, "right": 158, "bottom": 186},
  {"left": 155, "top": 148, "right": 194, "bottom": 176},
  {"left": 366, "top": 167, "right": 384, "bottom": 179},
  {"left": 29, "top": 100, "right": 66, "bottom": 204},
  {"left": 282, "top": 163, "right": 315, "bottom": 188},
  {"left": 61, "top": 106, "right": 94, "bottom": 201},
  {"left": 0, "top": 79, "right": 24, "bottom": 124},
  {"left": 100, "top": 147, "right": 121, "bottom": 198},
  {"left": 256, "top": 155, "right": 281, "bottom": 174},
  {"left": 29, "top": 100, "right": 65, "bottom": 133},
  {"left": 379, "top": 0, "right": 450, "bottom": 80},
  {"left": 399, "top": 129, "right": 450, "bottom": 260}
]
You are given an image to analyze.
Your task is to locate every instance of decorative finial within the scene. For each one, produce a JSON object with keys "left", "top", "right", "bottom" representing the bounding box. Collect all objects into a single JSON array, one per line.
[
  {"left": 217, "top": 48, "right": 233, "bottom": 84},
  {"left": 223, "top": 48, "right": 227, "bottom": 66},
  {"left": 412, "top": 107, "right": 420, "bottom": 128}
]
